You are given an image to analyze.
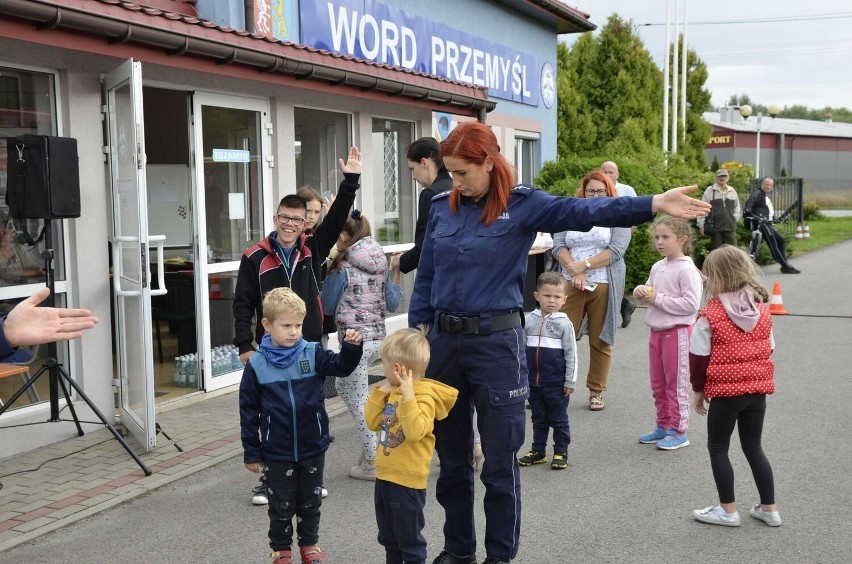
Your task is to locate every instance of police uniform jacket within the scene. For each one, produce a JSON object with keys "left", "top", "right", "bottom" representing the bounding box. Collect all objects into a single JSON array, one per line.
[{"left": 409, "top": 185, "right": 655, "bottom": 326}]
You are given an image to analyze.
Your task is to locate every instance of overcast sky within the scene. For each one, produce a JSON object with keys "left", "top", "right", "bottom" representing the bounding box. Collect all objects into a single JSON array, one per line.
[{"left": 565, "top": 0, "right": 852, "bottom": 111}]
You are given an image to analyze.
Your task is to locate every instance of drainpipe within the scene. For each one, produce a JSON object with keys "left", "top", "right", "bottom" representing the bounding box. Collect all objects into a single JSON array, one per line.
[
  {"left": 244, "top": 0, "right": 254, "bottom": 33},
  {"left": 477, "top": 107, "right": 487, "bottom": 124}
]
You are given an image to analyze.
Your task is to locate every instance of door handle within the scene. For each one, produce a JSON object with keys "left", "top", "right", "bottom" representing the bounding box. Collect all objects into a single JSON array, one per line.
[
  {"left": 111, "top": 236, "right": 142, "bottom": 297},
  {"left": 149, "top": 235, "right": 167, "bottom": 296}
]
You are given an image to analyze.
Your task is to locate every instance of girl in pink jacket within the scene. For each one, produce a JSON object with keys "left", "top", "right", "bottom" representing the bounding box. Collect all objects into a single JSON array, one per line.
[{"left": 633, "top": 217, "right": 704, "bottom": 451}]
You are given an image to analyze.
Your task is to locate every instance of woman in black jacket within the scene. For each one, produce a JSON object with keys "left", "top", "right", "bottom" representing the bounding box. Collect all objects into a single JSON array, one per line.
[{"left": 399, "top": 137, "right": 453, "bottom": 274}]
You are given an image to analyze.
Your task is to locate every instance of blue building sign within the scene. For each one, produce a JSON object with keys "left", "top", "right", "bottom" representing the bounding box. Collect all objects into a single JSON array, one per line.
[{"left": 300, "top": 0, "right": 540, "bottom": 106}]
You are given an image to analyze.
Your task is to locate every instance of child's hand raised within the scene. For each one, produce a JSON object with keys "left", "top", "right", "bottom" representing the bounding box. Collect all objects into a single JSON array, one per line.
[
  {"left": 395, "top": 364, "right": 415, "bottom": 401},
  {"left": 344, "top": 329, "right": 363, "bottom": 345}
]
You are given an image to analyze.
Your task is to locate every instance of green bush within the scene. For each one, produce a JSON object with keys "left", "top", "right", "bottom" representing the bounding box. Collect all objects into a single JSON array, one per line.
[
  {"left": 802, "top": 200, "right": 823, "bottom": 221},
  {"left": 535, "top": 151, "right": 716, "bottom": 290}
]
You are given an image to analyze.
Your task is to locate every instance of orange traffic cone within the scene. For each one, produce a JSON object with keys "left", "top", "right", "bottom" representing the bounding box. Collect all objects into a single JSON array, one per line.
[
  {"left": 768, "top": 282, "right": 789, "bottom": 315},
  {"left": 803, "top": 224, "right": 810, "bottom": 239},
  {"left": 210, "top": 275, "right": 222, "bottom": 299},
  {"left": 795, "top": 224, "right": 803, "bottom": 239}
]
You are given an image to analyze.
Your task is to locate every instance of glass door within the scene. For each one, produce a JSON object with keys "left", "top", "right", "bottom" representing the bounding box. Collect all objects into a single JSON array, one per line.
[
  {"left": 192, "top": 93, "right": 271, "bottom": 391},
  {"left": 105, "top": 59, "right": 158, "bottom": 451}
]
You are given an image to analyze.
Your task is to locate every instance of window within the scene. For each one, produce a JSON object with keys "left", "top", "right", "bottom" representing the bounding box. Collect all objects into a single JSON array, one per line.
[
  {"left": 515, "top": 135, "right": 539, "bottom": 185},
  {"left": 0, "top": 65, "right": 67, "bottom": 410},
  {"left": 294, "top": 108, "right": 353, "bottom": 199},
  {"left": 370, "top": 119, "right": 414, "bottom": 246}
]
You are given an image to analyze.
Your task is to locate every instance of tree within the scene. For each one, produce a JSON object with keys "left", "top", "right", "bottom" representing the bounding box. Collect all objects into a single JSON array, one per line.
[
  {"left": 710, "top": 154, "right": 720, "bottom": 171},
  {"left": 556, "top": 16, "right": 712, "bottom": 166},
  {"left": 557, "top": 15, "right": 662, "bottom": 156}
]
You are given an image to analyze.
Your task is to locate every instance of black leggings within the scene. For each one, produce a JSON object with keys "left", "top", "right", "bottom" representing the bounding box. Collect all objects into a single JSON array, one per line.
[{"left": 707, "top": 394, "right": 775, "bottom": 505}]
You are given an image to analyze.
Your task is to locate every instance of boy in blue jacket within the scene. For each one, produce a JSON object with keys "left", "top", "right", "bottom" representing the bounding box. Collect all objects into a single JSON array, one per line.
[
  {"left": 240, "top": 287, "right": 363, "bottom": 564},
  {"left": 518, "top": 272, "right": 577, "bottom": 470}
]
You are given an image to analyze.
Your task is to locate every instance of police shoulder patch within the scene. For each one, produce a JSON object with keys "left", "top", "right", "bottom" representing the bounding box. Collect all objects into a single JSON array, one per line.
[{"left": 511, "top": 184, "right": 535, "bottom": 198}]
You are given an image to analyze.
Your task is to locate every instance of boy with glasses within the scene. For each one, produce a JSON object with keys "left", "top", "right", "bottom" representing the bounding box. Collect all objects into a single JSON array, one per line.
[{"left": 234, "top": 146, "right": 362, "bottom": 505}]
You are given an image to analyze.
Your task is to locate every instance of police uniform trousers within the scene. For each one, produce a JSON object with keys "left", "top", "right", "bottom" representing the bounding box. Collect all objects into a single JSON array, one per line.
[{"left": 426, "top": 325, "right": 528, "bottom": 561}]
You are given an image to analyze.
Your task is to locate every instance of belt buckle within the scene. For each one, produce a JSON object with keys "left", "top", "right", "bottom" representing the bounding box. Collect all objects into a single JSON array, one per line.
[{"left": 444, "top": 314, "right": 463, "bottom": 333}]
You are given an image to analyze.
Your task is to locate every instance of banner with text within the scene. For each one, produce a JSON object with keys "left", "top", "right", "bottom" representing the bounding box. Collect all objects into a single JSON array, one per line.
[{"left": 300, "top": 0, "right": 540, "bottom": 106}]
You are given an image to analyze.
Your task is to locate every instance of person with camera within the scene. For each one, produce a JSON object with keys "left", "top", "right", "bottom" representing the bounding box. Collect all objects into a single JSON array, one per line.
[
  {"left": 744, "top": 178, "right": 800, "bottom": 274},
  {"left": 697, "top": 169, "right": 741, "bottom": 251}
]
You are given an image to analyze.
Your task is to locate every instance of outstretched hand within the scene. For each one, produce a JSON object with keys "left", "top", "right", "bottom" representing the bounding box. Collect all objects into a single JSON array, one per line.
[
  {"left": 3, "top": 287, "right": 99, "bottom": 348},
  {"left": 651, "top": 186, "right": 710, "bottom": 219},
  {"left": 338, "top": 146, "right": 362, "bottom": 175}
]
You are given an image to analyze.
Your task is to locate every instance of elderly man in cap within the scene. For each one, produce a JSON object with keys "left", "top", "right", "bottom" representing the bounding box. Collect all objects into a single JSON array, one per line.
[{"left": 697, "top": 169, "right": 741, "bottom": 250}]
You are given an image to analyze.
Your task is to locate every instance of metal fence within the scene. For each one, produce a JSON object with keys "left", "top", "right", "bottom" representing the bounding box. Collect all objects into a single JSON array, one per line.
[{"left": 743, "top": 177, "right": 804, "bottom": 235}]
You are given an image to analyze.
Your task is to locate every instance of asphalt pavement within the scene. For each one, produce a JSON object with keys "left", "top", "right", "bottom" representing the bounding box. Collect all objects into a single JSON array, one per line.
[{"left": 1, "top": 240, "right": 850, "bottom": 564}]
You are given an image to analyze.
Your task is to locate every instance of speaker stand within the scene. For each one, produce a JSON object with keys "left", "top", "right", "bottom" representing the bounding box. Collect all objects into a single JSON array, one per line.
[{"left": 0, "top": 220, "right": 152, "bottom": 476}]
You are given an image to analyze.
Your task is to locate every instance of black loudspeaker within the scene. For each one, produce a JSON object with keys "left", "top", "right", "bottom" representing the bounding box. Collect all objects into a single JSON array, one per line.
[{"left": 5, "top": 135, "right": 81, "bottom": 219}]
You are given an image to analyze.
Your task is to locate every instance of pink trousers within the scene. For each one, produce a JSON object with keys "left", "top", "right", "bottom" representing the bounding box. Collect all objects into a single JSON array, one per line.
[{"left": 648, "top": 325, "right": 692, "bottom": 435}]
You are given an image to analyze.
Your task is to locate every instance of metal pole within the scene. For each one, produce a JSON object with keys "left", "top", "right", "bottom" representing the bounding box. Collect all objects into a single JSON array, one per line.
[
  {"left": 662, "top": 0, "right": 671, "bottom": 155},
  {"left": 755, "top": 111, "right": 763, "bottom": 178},
  {"left": 681, "top": 0, "right": 688, "bottom": 143},
  {"left": 671, "top": 0, "right": 679, "bottom": 154}
]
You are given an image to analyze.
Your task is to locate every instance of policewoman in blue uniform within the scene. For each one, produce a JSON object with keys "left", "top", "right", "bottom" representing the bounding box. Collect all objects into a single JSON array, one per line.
[{"left": 409, "top": 122, "right": 710, "bottom": 564}]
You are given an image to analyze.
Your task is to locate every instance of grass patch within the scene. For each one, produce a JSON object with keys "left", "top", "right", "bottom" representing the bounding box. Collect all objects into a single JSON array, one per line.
[{"left": 789, "top": 216, "right": 852, "bottom": 256}]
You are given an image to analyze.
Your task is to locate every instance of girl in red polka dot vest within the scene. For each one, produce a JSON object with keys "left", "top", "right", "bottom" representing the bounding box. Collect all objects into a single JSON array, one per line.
[{"left": 688, "top": 245, "right": 782, "bottom": 528}]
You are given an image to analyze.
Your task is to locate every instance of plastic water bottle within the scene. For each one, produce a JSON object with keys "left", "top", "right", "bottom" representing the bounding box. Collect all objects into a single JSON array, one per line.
[
  {"left": 230, "top": 347, "right": 241, "bottom": 371},
  {"left": 176, "top": 356, "right": 187, "bottom": 387}
]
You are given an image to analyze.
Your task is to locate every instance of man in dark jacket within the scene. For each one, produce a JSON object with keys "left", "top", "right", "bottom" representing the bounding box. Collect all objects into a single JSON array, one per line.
[
  {"left": 744, "top": 177, "right": 801, "bottom": 274},
  {"left": 233, "top": 147, "right": 361, "bottom": 364}
]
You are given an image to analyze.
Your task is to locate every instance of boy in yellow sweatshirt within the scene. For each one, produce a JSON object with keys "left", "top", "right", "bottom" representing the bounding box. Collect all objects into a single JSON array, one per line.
[{"left": 365, "top": 326, "right": 458, "bottom": 564}]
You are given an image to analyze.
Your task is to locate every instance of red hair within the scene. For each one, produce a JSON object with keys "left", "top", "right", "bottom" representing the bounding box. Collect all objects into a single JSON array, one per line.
[
  {"left": 441, "top": 122, "right": 516, "bottom": 225},
  {"left": 577, "top": 169, "right": 617, "bottom": 198}
]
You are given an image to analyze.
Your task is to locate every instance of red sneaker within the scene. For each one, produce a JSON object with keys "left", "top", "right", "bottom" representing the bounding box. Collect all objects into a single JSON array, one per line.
[
  {"left": 270, "top": 549, "right": 292, "bottom": 564},
  {"left": 299, "top": 545, "right": 327, "bottom": 564}
]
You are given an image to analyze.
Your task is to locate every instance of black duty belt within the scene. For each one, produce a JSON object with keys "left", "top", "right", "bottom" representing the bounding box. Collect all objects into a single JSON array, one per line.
[{"left": 437, "top": 311, "right": 522, "bottom": 335}]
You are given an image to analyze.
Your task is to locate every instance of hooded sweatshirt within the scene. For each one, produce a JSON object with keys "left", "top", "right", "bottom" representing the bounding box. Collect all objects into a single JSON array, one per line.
[
  {"left": 637, "top": 256, "right": 705, "bottom": 331},
  {"left": 365, "top": 378, "right": 458, "bottom": 489},
  {"left": 336, "top": 236, "right": 389, "bottom": 342},
  {"left": 689, "top": 291, "right": 775, "bottom": 398}
]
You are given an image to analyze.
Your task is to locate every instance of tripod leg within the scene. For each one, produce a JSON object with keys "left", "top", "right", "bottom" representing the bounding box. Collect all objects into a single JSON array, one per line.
[
  {"left": 56, "top": 372, "right": 85, "bottom": 436},
  {"left": 156, "top": 423, "right": 184, "bottom": 452},
  {"left": 55, "top": 365, "right": 152, "bottom": 476},
  {"left": 0, "top": 366, "right": 49, "bottom": 417}
]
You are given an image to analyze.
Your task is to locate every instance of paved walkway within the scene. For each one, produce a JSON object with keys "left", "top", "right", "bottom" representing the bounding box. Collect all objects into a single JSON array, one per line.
[
  {"left": 1, "top": 240, "right": 850, "bottom": 559},
  {"left": 0, "top": 389, "right": 348, "bottom": 552}
]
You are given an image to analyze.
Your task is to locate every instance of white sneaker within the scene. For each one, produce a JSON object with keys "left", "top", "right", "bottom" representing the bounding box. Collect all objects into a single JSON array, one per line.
[
  {"left": 749, "top": 504, "right": 782, "bottom": 527},
  {"left": 251, "top": 490, "right": 269, "bottom": 505},
  {"left": 321, "top": 486, "right": 329, "bottom": 498},
  {"left": 693, "top": 505, "right": 740, "bottom": 527},
  {"left": 348, "top": 461, "right": 376, "bottom": 481}
]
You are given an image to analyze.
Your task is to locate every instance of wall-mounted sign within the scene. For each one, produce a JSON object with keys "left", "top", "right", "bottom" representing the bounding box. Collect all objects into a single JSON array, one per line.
[
  {"left": 707, "top": 134, "right": 733, "bottom": 146},
  {"left": 212, "top": 149, "right": 251, "bottom": 162},
  {"left": 301, "top": 0, "right": 542, "bottom": 107}
]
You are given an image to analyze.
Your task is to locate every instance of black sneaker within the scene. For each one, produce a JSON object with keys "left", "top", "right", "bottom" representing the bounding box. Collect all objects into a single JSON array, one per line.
[
  {"left": 518, "top": 449, "right": 547, "bottom": 466},
  {"left": 432, "top": 551, "right": 477, "bottom": 564},
  {"left": 780, "top": 266, "right": 801, "bottom": 274},
  {"left": 551, "top": 453, "right": 569, "bottom": 470},
  {"left": 251, "top": 472, "right": 269, "bottom": 505},
  {"left": 481, "top": 558, "right": 510, "bottom": 564},
  {"left": 621, "top": 300, "right": 636, "bottom": 328}
]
